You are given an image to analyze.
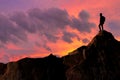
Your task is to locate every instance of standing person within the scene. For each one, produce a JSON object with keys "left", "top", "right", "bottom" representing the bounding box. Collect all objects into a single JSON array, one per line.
[{"left": 99, "top": 13, "right": 106, "bottom": 31}]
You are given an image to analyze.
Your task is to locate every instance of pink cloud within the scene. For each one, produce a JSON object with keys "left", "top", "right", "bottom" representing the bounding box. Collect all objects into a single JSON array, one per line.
[
  {"left": 0, "top": 8, "right": 95, "bottom": 63},
  {"left": 0, "top": 0, "right": 120, "bottom": 63}
]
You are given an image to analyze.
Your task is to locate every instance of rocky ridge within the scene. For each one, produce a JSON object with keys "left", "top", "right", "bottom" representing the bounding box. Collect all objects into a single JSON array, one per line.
[{"left": 0, "top": 30, "right": 120, "bottom": 80}]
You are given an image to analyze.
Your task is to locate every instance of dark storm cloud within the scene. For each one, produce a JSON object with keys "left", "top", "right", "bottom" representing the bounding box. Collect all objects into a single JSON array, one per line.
[{"left": 0, "top": 8, "right": 95, "bottom": 49}]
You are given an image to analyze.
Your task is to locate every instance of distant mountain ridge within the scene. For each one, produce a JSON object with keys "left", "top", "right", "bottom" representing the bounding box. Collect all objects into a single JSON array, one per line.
[
  {"left": 0, "top": 30, "right": 120, "bottom": 80},
  {"left": 0, "top": 54, "right": 66, "bottom": 80}
]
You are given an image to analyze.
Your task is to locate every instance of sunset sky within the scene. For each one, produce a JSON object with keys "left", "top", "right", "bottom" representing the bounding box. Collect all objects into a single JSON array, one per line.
[{"left": 0, "top": 0, "right": 120, "bottom": 63}]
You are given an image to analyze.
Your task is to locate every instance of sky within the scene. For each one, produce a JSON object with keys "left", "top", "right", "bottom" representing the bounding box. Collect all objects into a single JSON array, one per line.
[{"left": 0, "top": 0, "right": 120, "bottom": 63}]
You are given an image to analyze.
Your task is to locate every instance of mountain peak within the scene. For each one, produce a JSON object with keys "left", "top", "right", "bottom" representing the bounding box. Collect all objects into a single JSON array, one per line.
[
  {"left": 64, "top": 30, "right": 120, "bottom": 80},
  {"left": 88, "top": 30, "right": 116, "bottom": 47},
  {"left": 96, "top": 30, "right": 114, "bottom": 39}
]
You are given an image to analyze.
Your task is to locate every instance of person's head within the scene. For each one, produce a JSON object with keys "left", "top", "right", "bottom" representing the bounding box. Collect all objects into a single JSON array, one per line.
[{"left": 100, "top": 13, "right": 102, "bottom": 16}]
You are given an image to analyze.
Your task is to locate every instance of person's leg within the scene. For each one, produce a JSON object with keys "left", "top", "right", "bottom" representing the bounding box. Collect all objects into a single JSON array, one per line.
[
  {"left": 99, "top": 24, "right": 101, "bottom": 31},
  {"left": 101, "top": 24, "right": 103, "bottom": 31}
]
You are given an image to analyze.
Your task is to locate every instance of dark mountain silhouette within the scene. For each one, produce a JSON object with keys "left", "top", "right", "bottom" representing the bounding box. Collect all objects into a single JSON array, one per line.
[
  {"left": 0, "top": 54, "right": 66, "bottom": 80},
  {"left": 0, "top": 30, "right": 120, "bottom": 80},
  {"left": 63, "top": 30, "right": 120, "bottom": 80}
]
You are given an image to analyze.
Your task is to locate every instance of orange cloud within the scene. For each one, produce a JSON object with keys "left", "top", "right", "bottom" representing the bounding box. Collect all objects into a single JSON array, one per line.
[{"left": 1, "top": 0, "right": 120, "bottom": 63}]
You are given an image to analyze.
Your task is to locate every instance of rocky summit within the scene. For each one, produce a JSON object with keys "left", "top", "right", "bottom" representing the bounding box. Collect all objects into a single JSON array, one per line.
[
  {"left": 0, "top": 30, "right": 120, "bottom": 80},
  {"left": 63, "top": 30, "right": 120, "bottom": 80}
]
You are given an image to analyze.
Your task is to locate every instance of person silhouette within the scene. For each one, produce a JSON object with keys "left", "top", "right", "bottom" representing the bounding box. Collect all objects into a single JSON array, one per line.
[{"left": 98, "top": 13, "right": 105, "bottom": 31}]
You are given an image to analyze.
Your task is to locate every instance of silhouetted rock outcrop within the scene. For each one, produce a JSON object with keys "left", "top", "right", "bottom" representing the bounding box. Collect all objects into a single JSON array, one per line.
[
  {"left": 0, "top": 54, "right": 66, "bottom": 80},
  {"left": 0, "top": 63, "right": 7, "bottom": 76},
  {"left": 0, "top": 30, "right": 120, "bottom": 80},
  {"left": 64, "top": 30, "right": 120, "bottom": 80}
]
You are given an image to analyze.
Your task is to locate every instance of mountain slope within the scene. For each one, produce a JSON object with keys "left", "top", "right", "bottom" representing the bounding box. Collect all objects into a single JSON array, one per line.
[
  {"left": 0, "top": 30, "right": 120, "bottom": 80},
  {"left": 0, "top": 54, "right": 66, "bottom": 80},
  {"left": 64, "top": 30, "right": 120, "bottom": 80}
]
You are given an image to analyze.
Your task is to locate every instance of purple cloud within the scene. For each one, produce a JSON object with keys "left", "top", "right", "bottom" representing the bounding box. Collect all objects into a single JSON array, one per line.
[
  {"left": 70, "top": 10, "right": 96, "bottom": 33},
  {"left": 108, "top": 21, "right": 120, "bottom": 36},
  {"left": 0, "top": 8, "right": 96, "bottom": 48},
  {"left": 0, "top": 14, "right": 27, "bottom": 44},
  {"left": 0, "top": 8, "right": 96, "bottom": 62},
  {"left": 62, "top": 31, "right": 80, "bottom": 43}
]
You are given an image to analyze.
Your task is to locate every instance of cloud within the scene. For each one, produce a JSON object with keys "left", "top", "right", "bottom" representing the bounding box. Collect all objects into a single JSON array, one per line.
[
  {"left": 10, "top": 12, "right": 37, "bottom": 33},
  {"left": 27, "top": 8, "right": 71, "bottom": 43},
  {"left": 27, "top": 8, "right": 95, "bottom": 44},
  {"left": 28, "top": 8, "right": 70, "bottom": 30},
  {"left": 0, "top": 8, "right": 96, "bottom": 62},
  {"left": 62, "top": 31, "right": 80, "bottom": 43},
  {"left": 79, "top": 10, "right": 90, "bottom": 21},
  {"left": 82, "top": 38, "right": 89, "bottom": 43},
  {"left": 35, "top": 41, "right": 52, "bottom": 52},
  {"left": 70, "top": 10, "right": 96, "bottom": 33},
  {"left": 0, "top": 14, "right": 27, "bottom": 44},
  {"left": 108, "top": 21, "right": 120, "bottom": 36},
  {"left": 0, "top": 8, "right": 95, "bottom": 47}
]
